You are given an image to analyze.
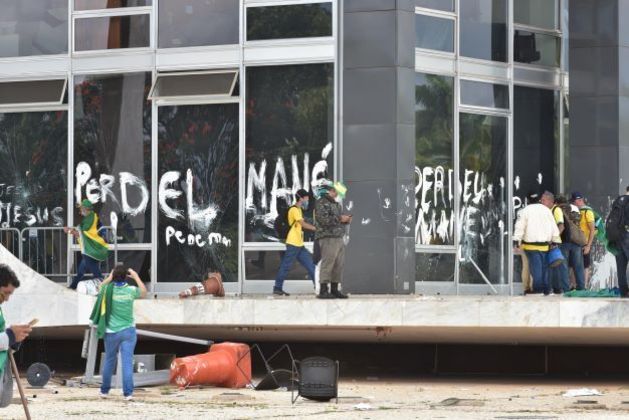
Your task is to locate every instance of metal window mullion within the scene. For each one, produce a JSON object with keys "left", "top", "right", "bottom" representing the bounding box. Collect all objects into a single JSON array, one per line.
[
  {"left": 73, "top": 7, "right": 153, "bottom": 18},
  {"left": 415, "top": 8, "right": 456, "bottom": 19},
  {"left": 67, "top": 71, "right": 75, "bottom": 286},
  {"left": 507, "top": 0, "right": 515, "bottom": 295},
  {"left": 150, "top": 67, "right": 158, "bottom": 293},
  {"left": 246, "top": 0, "right": 330, "bottom": 7},
  {"left": 238, "top": 0, "right": 246, "bottom": 294},
  {"left": 453, "top": 0, "right": 460, "bottom": 295},
  {"left": 513, "top": 23, "right": 561, "bottom": 37}
]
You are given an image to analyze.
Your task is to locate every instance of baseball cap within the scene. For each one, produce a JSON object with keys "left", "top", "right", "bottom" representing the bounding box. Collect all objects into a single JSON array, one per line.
[
  {"left": 571, "top": 191, "right": 584, "bottom": 201},
  {"left": 79, "top": 199, "right": 94, "bottom": 209}
]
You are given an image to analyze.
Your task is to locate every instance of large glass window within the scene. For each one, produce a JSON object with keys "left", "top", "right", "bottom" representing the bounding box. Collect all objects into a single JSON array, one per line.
[
  {"left": 415, "top": 73, "right": 454, "bottom": 246},
  {"left": 513, "top": 86, "right": 559, "bottom": 201},
  {"left": 514, "top": 0, "right": 558, "bottom": 30},
  {"left": 0, "top": 112, "right": 67, "bottom": 229},
  {"left": 157, "top": 104, "right": 239, "bottom": 283},
  {"left": 74, "top": 72, "right": 152, "bottom": 243},
  {"left": 415, "top": 14, "right": 454, "bottom": 52},
  {"left": 247, "top": 3, "right": 333, "bottom": 41},
  {"left": 245, "top": 63, "right": 334, "bottom": 243},
  {"left": 460, "top": 0, "right": 507, "bottom": 62},
  {"left": 458, "top": 113, "right": 508, "bottom": 285},
  {"left": 0, "top": 0, "right": 68, "bottom": 58},
  {"left": 245, "top": 250, "right": 308, "bottom": 281},
  {"left": 416, "top": 253, "right": 455, "bottom": 282},
  {"left": 415, "top": 0, "right": 454, "bottom": 12},
  {"left": 158, "top": 0, "right": 239, "bottom": 48},
  {"left": 514, "top": 30, "right": 560, "bottom": 67},
  {"left": 461, "top": 80, "right": 509, "bottom": 109},
  {"left": 74, "top": 14, "right": 150, "bottom": 51}
]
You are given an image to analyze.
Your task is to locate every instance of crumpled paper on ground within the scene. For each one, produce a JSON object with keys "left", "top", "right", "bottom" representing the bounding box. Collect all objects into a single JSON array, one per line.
[{"left": 562, "top": 388, "right": 603, "bottom": 397}]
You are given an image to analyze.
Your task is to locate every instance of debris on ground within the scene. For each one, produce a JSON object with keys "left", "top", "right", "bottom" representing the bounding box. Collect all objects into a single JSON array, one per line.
[
  {"left": 352, "top": 402, "right": 373, "bottom": 410},
  {"left": 432, "top": 397, "right": 485, "bottom": 407},
  {"left": 562, "top": 388, "right": 602, "bottom": 397}
]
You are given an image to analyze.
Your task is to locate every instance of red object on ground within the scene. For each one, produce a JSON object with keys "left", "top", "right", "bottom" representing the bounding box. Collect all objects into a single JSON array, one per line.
[{"left": 169, "top": 342, "right": 251, "bottom": 389}]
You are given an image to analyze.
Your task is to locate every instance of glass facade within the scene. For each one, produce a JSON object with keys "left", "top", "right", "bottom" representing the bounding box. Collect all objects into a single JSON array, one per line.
[{"left": 0, "top": 1, "right": 570, "bottom": 295}]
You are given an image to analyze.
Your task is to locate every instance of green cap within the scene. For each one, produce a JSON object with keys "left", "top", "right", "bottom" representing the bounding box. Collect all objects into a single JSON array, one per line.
[
  {"left": 80, "top": 199, "right": 94, "bottom": 210},
  {"left": 334, "top": 181, "right": 347, "bottom": 199}
]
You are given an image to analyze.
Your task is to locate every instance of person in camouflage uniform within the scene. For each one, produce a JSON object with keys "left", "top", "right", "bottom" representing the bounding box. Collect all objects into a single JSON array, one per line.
[{"left": 315, "top": 181, "right": 351, "bottom": 299}]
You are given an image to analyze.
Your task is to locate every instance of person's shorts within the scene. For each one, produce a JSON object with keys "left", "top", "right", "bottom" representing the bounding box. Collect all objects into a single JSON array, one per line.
[{"left": 583, "top": 252, "right": 591, "bottom": 269}]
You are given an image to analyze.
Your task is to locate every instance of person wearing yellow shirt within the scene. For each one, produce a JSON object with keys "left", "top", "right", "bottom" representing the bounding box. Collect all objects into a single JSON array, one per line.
[
  {"left": 273, "top": 189, "right": 316, "bottom": 296},
  {"left": 571, "top": 192, "right": 596, "bottom": 287}
]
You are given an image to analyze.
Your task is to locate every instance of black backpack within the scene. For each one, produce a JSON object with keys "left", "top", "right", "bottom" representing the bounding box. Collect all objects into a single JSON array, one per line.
[
  {"left": 274, "top": 203, "right": 296, "bottom": 242},
  {"left": 605, "top": 195, "right": 629, "bottom": 244}
]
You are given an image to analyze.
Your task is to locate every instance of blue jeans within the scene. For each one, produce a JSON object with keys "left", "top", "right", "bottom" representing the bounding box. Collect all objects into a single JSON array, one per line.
[
  {"left": 615, "top": 232, "right": 629, "bottom": 296},
  {"left": 274, "top": 245, "right": 316, "bottom": 290},
  {"left": 70, "top": 255, "right": 103, "bottom": 289},
  {"left": 550, "top": 257, "right": 570, "bottom": 293},
  {"left": 561, "top": 242, "right": 585, "bottom": 290},
  {"left": 525, "top": 250, "right": 550, "bottom": 294},
  {"left": 101, "top": 327, "right": 137, "bottom": 397}
]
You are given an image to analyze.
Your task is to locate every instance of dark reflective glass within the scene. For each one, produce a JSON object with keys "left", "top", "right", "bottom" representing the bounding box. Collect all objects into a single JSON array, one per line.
[
  {"left": 0, "top": 80, "right": 65, "bottom": 105},
  {"left": 245, "top": 63, "right": 334, "bottom": 243},
  {"left": 75, "top": 0, "right": 151, "bottom": 10},
  {"left": 247, "top": 3, "right": 332, "bottom": 40},
  {"left": 159, "top": 0, "right": 239, "bottom": 48},
  {"left": 245, "top": 251, "right": 309, "bottom": 281},
  {"left": 152, "top": 72, "right": 237, "bottom": 98},
  {"left": 74, "top": 14, "right": 150, "bottom": 51},
  {"left": 74, "top": 72, "right": 152, "bottom": 243},
  {"left": 415, "top": 14, "right": 454, "bottom": 52},
  {"left": 458, "top": 113, "right": 507, "bottom": 285},
  {"left": 0, "top": 0, "right": 68, "bottom": 58},
  {"left": 416, "top": 253, "right": 455, "bottom": 282},
  {"left": 461, "top": 80, "right": 509, "bottom": 109},
  {"left": 514, "top": 0, "right": 558, "bottom": 30},
  {"left": 514, "top": 30, "right": 560, "bottom": 67},
  {"left": 415, "top": 0, "right": 454, "bottom": 12},
  {"left": 415, "top": 73, "right": 454, "bottom": 245},
  {"left": 157, "top": 104, "right": 239, "bottom": 283},
  {"left": 0, "top": 112, "right": 67, "bottom": 229},
  {"left": 460, "top": 0, "right": 507, "bottom": 62},
  {"left": 513, "top": 86, "right": 559, "bottom": 203}
]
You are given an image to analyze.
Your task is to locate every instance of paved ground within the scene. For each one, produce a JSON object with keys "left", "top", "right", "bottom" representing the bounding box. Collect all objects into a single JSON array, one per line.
[{"left": 4, "top": 376, "right": 629, "bottom": 419}]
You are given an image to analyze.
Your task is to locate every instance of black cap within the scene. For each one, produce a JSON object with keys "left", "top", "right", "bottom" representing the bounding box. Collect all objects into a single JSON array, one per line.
[
  {"left": 571, "top": 191, "right": 584, "bottom": 201},
  {"left": 296, "top": 189, "right": 309, "bottom": 199}
]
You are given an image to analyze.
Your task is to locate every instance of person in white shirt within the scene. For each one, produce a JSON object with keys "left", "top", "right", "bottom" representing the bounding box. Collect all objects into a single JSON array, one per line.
[{"left": 513, "top": 191, "right": 562, "bottom": 295}]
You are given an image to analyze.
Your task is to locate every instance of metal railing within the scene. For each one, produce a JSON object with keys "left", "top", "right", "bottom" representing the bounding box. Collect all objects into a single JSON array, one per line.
[{"left": 0, "top": 226, "right": 118, "bottom": 284}]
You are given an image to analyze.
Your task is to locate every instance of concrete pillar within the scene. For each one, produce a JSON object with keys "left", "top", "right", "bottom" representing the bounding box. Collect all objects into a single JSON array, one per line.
[
  {"left": 341, "top": 0, "right": 415, "bottom": 294},
  {"left": 569, "top": 0, "right": 629, "bottom": 210}
]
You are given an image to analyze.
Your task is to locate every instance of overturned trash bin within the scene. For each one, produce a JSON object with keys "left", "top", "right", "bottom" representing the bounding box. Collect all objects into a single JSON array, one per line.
[{"left": 170, "top": 342, "right": 251, "bottom": 389}]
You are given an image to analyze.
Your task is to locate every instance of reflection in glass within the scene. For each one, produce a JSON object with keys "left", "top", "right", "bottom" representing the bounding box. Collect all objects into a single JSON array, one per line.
[
  {"left": 415, "top": 14, "right": 454, "bottom": 52},
  {"left": 75, "top": 0, "right": 151, "bottom": 10},
  {"left": 245, "top": 64, "right": 334, "bottom": 242},
  {"left": 74, "top": 14, "right": 150, "bottom": 51},
  {"left": 74, "top": 72, "right": 152, "bottom": 243},
  {"left": 459, "top": 113, "right": 507, "bottom": 285},
  {"left": 0, "top": 112, "right": 67, "bottom": 229},
  {"left": 416, "top": 253, "right": 455, "bottom": 282},
  {"left": 460, "top": 80, "right": 509, "bottom": 109},
  {"left": 157, "top": 104, "right": 239, "bottom": 283},
  {"left": 514, "top": 0, "right": 558, "bottom": 30},
  {"left": 514, "top": 30, "right": 560, "bottom": 67},
  {"left": 415, "top": 0, "right": 454, "bottom": 12},
  {"left": 460, "top": 0, "right": 507, "bottom": 62},
  {"left": 0, "top": 0, "right": 68, "bottom": 58},
  {"left": 513, "top": 86, "right": 559, "bottom": 202},
  {"left": 247, "top": 3, "right": 332, "bottom": 40},
  {"left": 415, "top": 73, "right": 454, "bottom": 245},
  {"left": 245, "top": 251, "right": 309, "bottom": 281},
  {"left": 158, "top": 0, "right": 238, "bottom": 48}
]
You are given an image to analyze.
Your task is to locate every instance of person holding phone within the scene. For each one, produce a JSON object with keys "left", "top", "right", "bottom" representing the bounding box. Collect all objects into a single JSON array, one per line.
[
  {"left": 315, "top": 181, "right": 351, "bottom": 299},
  {"left": 90, "top": 265, "right": 147, "bottom": 401},
  {"left": 0, "top": 264, "right": 32, "bottom": 408}
]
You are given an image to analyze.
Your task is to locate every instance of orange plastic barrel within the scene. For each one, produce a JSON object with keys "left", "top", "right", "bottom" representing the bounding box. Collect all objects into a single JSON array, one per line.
[{"left": 169, "top": 342, "right": 251, "bottom": 389}]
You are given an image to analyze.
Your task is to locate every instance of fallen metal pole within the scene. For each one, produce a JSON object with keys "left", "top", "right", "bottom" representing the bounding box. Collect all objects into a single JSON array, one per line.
[
  {"left": 136, "top": 329, "right": 213, "bottom": 346},
  {"left": 10, "top": 351, "right": 31, "bottom": 420}
]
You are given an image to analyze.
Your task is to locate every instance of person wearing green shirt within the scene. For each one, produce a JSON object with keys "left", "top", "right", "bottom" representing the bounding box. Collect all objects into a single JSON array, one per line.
[
  {"left": 0, "top": 265, "right": 32, "bottom": 408},
  {"left": 93, "top": 265, "right": 147, "bottom": 400}
]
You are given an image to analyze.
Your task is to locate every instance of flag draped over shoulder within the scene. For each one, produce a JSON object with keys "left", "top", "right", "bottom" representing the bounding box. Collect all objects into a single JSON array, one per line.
[
  {"left": 79, "top": 212, "right": 109, "bottom": 261},
  {"left": 89, "top": 284, "right": 114, "bottom": 338}
]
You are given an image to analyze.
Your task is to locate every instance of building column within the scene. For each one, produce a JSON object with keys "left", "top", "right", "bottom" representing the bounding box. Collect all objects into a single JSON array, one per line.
[
  {"left": 341, "top": 0, "right": 415, "bottom": 294},
  {"left": 569, "top": 0, "right": 629, "bottom": 210}
]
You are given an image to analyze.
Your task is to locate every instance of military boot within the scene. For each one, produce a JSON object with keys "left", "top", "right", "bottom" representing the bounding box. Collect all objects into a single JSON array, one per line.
[
  {"left": 317, "top": 283, "right": 334, "bottom": 299},
  {"left": 331, "top": 283, "right": 348, "bottom": 299}
]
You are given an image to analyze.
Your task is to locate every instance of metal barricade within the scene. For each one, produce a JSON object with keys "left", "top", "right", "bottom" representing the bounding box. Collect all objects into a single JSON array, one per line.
[
  {"left": 20, "top": 226, "right": 118, "bottom": 284},
  {"left": 0, "top": 228, "right": 22, "bottom": 260}
]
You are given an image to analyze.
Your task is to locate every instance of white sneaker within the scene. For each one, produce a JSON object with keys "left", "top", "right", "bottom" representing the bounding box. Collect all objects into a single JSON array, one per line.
[
  {"left": 99, "top": 392, "right": 109, "bottom": 399},
  {"left": 124, "top": 395, "right": 133, "bottom": 401}
]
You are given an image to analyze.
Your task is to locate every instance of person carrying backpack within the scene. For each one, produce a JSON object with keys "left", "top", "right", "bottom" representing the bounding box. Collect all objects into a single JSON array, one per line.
[
  {"left": 272, "top": 189, "right": 316, "bottom": 296},
  {"left": 571, "top": 192, "right": 597, "bottom": 287},
  {"left": 606, "top": 186, "right": 629, "bottom": 297},
  {"left": 553, "top": 196, "right": 586, "bottom": 291}
]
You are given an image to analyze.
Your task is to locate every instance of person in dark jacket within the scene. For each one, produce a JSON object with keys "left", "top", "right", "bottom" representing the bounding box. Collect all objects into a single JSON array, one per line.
[{"left": 314, "top": 181, "right": 351, "bottom": 299}]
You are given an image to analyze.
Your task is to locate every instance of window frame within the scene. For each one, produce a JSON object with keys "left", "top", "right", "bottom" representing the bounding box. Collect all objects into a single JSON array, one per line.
[
  {"left": 414, "top": 8, "right": 456, "bottom": 55},
  {"left": 148, "top": 70, "right": 239, "bottom": 102},
  {"left": 0, "top": 78, "right": 68, "bottom": 110}
]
